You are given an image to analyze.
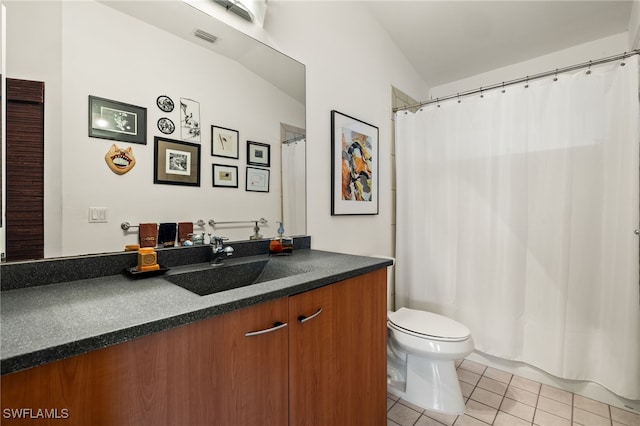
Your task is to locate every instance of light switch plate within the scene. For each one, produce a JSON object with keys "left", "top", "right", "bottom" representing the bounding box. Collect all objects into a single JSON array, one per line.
[{"left": 88, "top": 207, "right": 108, "bottom": 223}]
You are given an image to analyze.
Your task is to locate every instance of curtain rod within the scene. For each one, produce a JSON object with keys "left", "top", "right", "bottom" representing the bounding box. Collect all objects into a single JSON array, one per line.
[
  {"left": 394, "top": 50, "right": 640, "bottom": 113},
  {"left": 283, "top": 135, "right": 305, "bottom": 144}
]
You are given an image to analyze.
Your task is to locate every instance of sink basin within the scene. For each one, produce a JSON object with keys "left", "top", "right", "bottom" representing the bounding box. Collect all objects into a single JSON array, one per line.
[{"left": 164, "top": 259, "right": 309, "bottom": 296}]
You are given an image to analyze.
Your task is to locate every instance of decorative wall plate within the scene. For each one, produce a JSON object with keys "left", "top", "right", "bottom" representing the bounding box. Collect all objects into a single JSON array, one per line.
[
  {"left": 156, "top": 95, "right": 175, "bottom": 112},
  {"left": 157, "top": 117, "right": 175, "bottom": 135},
  {"left": 105, "top": 144, "right": 136, "bottom": 175}
]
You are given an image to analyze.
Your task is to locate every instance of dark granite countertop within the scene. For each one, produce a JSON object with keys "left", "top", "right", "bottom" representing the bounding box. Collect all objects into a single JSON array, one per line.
[{"left": 1, "top": 249, "right": 392, "bottom": 375}]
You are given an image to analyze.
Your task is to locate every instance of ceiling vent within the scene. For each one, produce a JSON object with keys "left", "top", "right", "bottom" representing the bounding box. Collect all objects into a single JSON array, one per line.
[
  {"left": 194, "top": 29, "right": 218, "bottom": 44},
  {"left": 213, "top": 0, "right": 253, "bottom": 22}
]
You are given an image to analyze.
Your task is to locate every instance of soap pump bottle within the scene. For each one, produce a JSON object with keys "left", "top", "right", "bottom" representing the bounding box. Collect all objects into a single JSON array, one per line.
[
  {"left": 277, "top": 221, "right": 293, "bottom": 254},
  {"left": 269, "top": 222, "right": 284, "bottom": 255}
]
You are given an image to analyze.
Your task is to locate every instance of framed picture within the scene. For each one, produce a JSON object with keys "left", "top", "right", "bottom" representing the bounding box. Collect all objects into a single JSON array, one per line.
[
  {"left": 211, "top": 125, "right": 239, "bottom": 159},
  {"left": 88, "top": 96, "right": 147, "bottom": 144},
  {"left": 246, "top": 167, "right": 270, "bottom": 193},
  {"left": 247, "top": 141, "right": 270, "bottom": 167},
  {"left": 330, "top": 110, "right": 379, "bottom": 215},
  {"left": 180, "top": 98, "right": 201, "bottom": 142},
  {"left": 154, "top": 136, "right": 201, "bottom": 186},
  {"left": 212, "top": 164, "right": 239, "bottom": 188}
]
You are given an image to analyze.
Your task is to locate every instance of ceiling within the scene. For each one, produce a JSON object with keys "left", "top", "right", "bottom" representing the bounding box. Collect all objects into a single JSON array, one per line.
[{"left": 365, "top": 1, "right": 634, "bottom": 88}]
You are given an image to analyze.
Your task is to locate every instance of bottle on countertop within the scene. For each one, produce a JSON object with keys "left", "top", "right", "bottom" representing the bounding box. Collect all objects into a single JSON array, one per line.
[{"left": 269, "top": 221, "right": 293, "bottom": 255}]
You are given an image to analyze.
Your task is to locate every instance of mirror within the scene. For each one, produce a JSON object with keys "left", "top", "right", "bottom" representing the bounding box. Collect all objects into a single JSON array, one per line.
[
  {"left": 0, "top": 4, "right": 5, "bottom": 233},
  {"left": 2, "top": 0, "right": 305, "bottom": 260}
]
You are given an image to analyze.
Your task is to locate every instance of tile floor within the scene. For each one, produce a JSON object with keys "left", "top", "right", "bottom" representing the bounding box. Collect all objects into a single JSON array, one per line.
[{"left": 387, "top": 359, "right": 640, "bottom": 426}]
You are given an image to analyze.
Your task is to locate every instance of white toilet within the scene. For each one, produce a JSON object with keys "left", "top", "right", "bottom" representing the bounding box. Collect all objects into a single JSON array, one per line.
[{"left": 387, "top": 307, "right": 474, "bottom": 415}]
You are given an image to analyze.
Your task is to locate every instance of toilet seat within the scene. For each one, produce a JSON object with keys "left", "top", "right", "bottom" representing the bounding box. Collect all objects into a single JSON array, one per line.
[{"left": 388, "top": 307, "right": 471, "bottom": 342}]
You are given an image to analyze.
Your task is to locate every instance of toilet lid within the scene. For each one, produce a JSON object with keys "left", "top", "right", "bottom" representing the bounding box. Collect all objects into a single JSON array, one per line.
[{"left": 388, "top": 307, "right": 471, "bottom": 341}]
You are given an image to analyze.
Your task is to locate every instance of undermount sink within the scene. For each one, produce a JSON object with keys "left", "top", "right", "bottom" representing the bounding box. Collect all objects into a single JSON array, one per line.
[{"left": 164, "top": 258, "right": 309, "bottom": 296}]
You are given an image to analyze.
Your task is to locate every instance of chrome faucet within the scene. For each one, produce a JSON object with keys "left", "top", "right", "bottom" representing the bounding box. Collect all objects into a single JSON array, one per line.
[{"left": 210, "top": 236, "right": 234, "bottom": 265}]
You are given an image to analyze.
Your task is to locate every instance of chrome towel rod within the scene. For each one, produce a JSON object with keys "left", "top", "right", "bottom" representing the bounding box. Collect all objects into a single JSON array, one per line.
[
  {"left": 209, "top": 218, "right": 267, "bottom": 227},
  {"left": 121, "top": 219, "right": 206, "bottom": 231}
]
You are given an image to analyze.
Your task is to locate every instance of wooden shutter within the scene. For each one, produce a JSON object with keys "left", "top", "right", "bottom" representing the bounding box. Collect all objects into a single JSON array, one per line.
[{"left": 4, "top": 77, "right": 44, "bottom": 261}]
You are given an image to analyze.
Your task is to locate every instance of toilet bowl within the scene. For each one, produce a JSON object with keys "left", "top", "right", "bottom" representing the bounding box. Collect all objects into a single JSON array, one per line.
[{"left": 387, "top": 307, "right": 474, "bottom": 415}]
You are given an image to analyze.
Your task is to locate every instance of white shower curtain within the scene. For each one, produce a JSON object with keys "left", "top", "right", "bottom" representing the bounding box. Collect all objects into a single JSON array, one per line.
[
  {"left": 395, "top": 58, "right": 640, "bottom": 399},
  {"left": 282, "top": 139, "right": 306, "bottom": 235}
]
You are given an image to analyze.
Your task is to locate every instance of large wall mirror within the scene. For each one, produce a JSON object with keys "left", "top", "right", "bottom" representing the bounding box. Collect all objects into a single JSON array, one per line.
[{"left": 1, "top": 0, "right": 306, "bottom": 261}]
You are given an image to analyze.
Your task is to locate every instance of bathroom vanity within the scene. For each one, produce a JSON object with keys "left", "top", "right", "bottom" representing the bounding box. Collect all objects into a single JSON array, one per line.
[{"left": 0, "top": 244, "right": 391, "bottom": 425}]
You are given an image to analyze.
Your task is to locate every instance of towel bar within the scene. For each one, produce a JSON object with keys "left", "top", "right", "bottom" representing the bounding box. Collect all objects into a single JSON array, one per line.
[
  {"left": 208, "top": 218, "right": 268, "bottom": 228},
  {"left": 121, "top": 219, "right": 206, "bottom": 231}
]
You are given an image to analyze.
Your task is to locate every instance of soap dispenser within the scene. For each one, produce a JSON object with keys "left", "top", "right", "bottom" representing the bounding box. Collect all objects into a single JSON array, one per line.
[
  {"left": 269, "top": 222, "right": 284, "bottom": 255},
  {"left": 269, "top": 221, "right": 293, "bottom": 255}
]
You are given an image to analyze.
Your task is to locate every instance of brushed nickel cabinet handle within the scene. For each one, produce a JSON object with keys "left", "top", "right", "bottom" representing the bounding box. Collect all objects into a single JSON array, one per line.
[
  {"left": 245, "top": 321, "right": 288, "bottom": 337},
  {"left": 298, "top": 308, "right": 323, "bottom": 323}
]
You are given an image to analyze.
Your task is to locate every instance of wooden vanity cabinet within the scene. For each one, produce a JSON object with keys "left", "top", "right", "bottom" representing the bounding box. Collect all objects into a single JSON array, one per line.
[
  {"left": 1, "top": 297, "right": 289, "bottom": 426},
  {"left": 1, "top": 269, "right": 387, "bottom": 426}
]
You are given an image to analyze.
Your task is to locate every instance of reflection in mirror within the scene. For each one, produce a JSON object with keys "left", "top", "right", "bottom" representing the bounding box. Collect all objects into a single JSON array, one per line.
[
  {"left": 1, "top": 0, "right": 305, "bottom": 261},
  {"left": 281, "top": 123, "right": 306, "bottom": 237},
  {"left": 0, "top": 4, "right": 5, "bottom": 261}
]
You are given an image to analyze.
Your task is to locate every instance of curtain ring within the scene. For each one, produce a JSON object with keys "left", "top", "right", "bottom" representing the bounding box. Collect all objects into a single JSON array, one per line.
[
  {"left": 524, "top": 77, "right": 529, "bottom": 88},
  {"left": 553, "top": 69, "right": 558, "bottom": 81},
  {"left": 437, "top": 97, "right": 441, "bottom": 108},
  {"left": 586, "top": 60, "right": 592, "bottom": 74},
  {"left": 457, "top": 93, "right": 461, "bottom": 103},
  {"left": 501, "top": 82, "right": 506, "bottom": 93},
  {"left": 480, "top": 87, "right": 484, "bottom": 98},
  {"left": 621, "top": 52, "right": 627, "bottom": 67}
]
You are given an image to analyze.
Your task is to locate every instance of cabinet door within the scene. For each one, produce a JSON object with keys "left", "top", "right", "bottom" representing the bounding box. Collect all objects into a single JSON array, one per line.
[
  {"left": 288, "top": 269, "right": 387, "bottom": 426},
  {"left": 0, "top": 297, "right": 289, "bottom": 426},
  {"left": 167, "top": 297, "right": 289, "bottom": 426}
]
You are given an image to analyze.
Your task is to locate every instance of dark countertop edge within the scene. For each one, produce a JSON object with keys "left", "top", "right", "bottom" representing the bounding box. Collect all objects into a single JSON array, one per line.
[{"left": 1, "top": 258, "right": 391, "bottom": 375}]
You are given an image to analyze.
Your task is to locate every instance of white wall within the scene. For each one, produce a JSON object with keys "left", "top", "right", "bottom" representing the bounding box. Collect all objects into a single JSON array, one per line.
[{"left": 6, "top": 1, "right": 304, "bottom": 256}]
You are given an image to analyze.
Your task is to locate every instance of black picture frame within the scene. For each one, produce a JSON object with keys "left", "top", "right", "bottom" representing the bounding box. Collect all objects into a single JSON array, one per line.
[
  {"left": 212, "top": 164, "right": 239, "bottom": 188},
  {"left": 211, "top": 125, "right": 239, "bottom": 159},
  {"left": 331, "top": 110, "right": 379, "bottom": 215},
  {"left": 246, "top": 166, "right": 270, "bottom": 193},
  {"left": 247, "top": 141, "right": 271, "bottom": 167},
  {"left": 89, "top": 95, "right": 147, "bottom": 144},
  {"left": 153, "top": 136, "right": 201, "bottom": 186}
]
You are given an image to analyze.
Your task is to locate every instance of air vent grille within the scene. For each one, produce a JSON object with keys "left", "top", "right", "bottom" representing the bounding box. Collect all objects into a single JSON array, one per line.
[{"left": 194, "top": 29, "right": 217, "bottom": 44}]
